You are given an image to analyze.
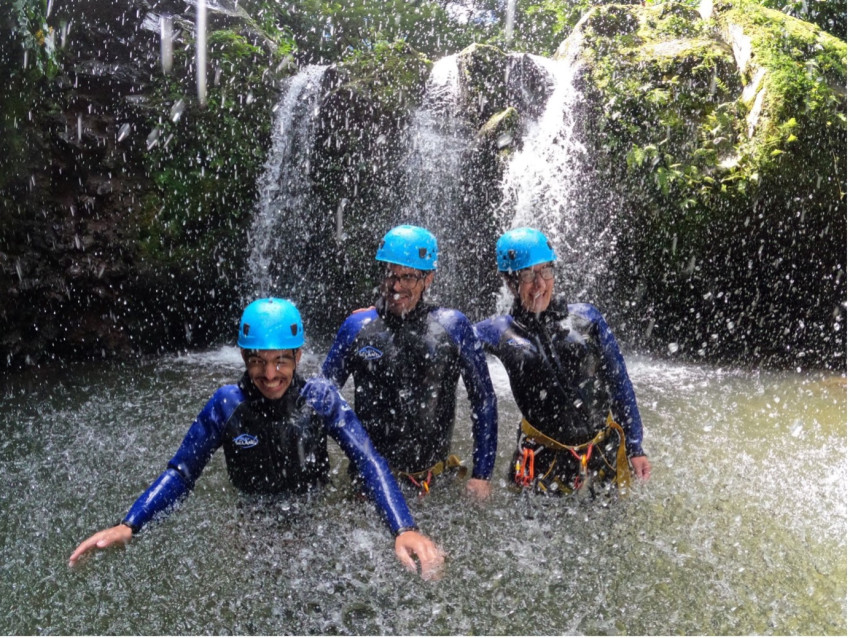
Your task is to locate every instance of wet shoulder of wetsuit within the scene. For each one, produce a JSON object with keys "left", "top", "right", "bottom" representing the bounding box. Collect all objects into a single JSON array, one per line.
[
  {"left": 432, "top": 308, "right": 498, "bottom": 480},
  {"left": 322, "top": 307, "right": 379, "bottom": 387},
  {"left": 122, "top": 384, "right": 244, "bottom": 533},
  {"left": 473, "top": 314, "right": 513, "bottom": 353},
  {"left": 300, "top": 375, "right": 416, "bottom": 535},
  {"left": 567, "top": 303, "right": 645, "bottom": 457}
]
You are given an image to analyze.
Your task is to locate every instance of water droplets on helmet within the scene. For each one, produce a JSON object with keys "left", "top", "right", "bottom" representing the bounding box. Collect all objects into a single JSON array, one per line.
[
  {"left": 496, "top": 227, "right": 557, "bottom": 273},
  {"left": 375, "top": 225, "right": 438, "bottom": 271},
  {"left": 238, "top": 298, "right": 305, "bottom": 350}
]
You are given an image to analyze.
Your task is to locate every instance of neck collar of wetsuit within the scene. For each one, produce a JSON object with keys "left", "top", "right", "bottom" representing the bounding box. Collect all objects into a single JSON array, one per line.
[
  {"left": 511, "top": 294, "right": 569, "bottom": 328},
  {"left": 375, "top": 295, "right": 436, "bottom": 329},
  {"left": 238, "top": 370, "right": 304, "bottom": 417}
]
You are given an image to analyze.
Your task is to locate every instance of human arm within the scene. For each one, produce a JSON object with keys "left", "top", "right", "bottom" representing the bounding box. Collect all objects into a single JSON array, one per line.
[
  {"left": 442, "top": 311, "right": 499, "bottom": 491},
  {"left": 321, "top": 310, "right": 376, "bottom": 387},
  {"left": 68, "top": 524, "right": 133, "bottom": 566},
  {"left": 630, "top": 455, "right": 651, "bottom": 481},
  {"left": 473, "top": 316, "right": 509, "bottom": 353},
  {"left": 301, "top": 376, "right": 445, "bottom": 578},
  {"left": 395, "top": 530, "right": 445, "bottom": 580},
  {"left": 68, "top": 387, "right": 238, "bottom": 565},
  {"left": 578, "top": 304, "right": 650, "bottom": 472}
]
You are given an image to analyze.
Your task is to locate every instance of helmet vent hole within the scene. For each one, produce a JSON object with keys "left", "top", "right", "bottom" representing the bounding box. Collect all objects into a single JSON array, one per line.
[
  {"left": 507, "top": 249, "right": 516, "bottom": 260},
  {"left": 243, "top": 324, "right": 250, "bottom": 336},
  {"left": 290, "top": 323, "right": 298, "bottom": 336},
  {"left": 418, "top": 247, "right": 427, "bottom": 258}
]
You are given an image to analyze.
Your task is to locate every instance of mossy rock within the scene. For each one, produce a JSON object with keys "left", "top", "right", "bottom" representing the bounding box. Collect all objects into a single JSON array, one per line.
[
  {"left": 570, "top": 0, "right": 846, "bottom": 368},
  {"left": 582, "top": 4, "right": 641, "bottom": 38},
  {"left": 457, "top": 43, "right": 511, "bottom": 124}
]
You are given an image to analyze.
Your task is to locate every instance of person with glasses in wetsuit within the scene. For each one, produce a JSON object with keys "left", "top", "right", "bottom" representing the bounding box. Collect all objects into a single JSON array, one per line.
[
  {"left": 322, "top": 225, "right": 498, "bottom": 500},
  {"left": 69, "top": 298, "right": 444, "bottom": 579},
  {"left": 474, "top": 228, "right": 650, "bottom": 496}
]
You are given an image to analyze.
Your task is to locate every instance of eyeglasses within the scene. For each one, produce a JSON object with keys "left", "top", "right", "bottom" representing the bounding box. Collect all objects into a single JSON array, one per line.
[
  {"left": 384, "top": 271, "right": 427, "bottom": 289},
  {"left": 517, "top": 264, "right": 555, "bottom": 284},
  {"left": 246, "top": 355, "right": 295, "bottom": 371}
]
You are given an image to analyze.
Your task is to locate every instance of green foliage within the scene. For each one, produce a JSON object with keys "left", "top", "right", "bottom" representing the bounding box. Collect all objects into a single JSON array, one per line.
[
  {"left": 252, "top": 0, "right": 499, "bottom": 61},
  {"left": 338, "top": 39, "right": 431, "bottom": 113},
  {"left": 1, "top": 0, "right": 62, "bottom": 204},
  {"left": 5, "top": 0, "right": 61, "bottom": 79},
  {"left": 512, "top": 0, "right": 589, "bottom": 54},
  {"left": 136, "top": 27, "right": 290, "bottom": 270}
]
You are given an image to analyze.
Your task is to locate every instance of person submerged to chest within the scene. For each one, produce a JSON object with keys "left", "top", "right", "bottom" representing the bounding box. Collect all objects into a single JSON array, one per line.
[
  {"left": 222, "top": 372, "right": 330, "bottom": 494},
  {"left": 345, "top": 296, "right": 463, "bottom": 475}
]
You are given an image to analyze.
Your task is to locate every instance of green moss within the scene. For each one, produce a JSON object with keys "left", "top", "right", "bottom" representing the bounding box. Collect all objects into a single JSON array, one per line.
[
  {"left": 132, "top": 26, "right": 291, "bottom": 272},
  {"left": 338, "top": 40, "right": 431, "bottom": 114},
  {"left": 457, "top": 43, "right": 511, "bottom": 123}
]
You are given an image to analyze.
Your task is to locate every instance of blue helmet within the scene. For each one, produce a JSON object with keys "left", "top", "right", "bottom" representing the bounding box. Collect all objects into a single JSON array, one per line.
[
  {"left": 375, "top": 225, "right": 438, "bottom": 271},
  {"left": 496, "top": 227, "right": 557, "bottom": 273},
  {"left": 238, "top": 298, "right": 304, "bottom": 350}
]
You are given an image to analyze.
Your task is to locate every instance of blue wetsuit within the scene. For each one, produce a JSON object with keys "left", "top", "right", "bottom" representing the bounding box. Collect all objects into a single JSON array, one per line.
[
  {"left": 322, "top": 298, "right": 498, "bottom": 480},
  {"left": 475, "top": 297, "right": 645, "bottom": 490},
  {"left": 122, "top": 372, "right": 415, "bottom": 535}
]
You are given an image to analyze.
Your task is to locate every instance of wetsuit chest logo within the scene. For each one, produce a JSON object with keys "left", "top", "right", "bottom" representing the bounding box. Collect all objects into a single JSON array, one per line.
[
  {"left": 358, "top": 345, "right": 383, "bottom": 360},
  {"left": 233, "top": 433, "right": 259, "bottom": 448},
  {"left": 506, "top": 337, "right": 534, "bottom": 350}
]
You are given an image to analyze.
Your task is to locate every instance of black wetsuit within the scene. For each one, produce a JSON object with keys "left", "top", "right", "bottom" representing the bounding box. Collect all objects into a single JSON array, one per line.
[
  {"left": 322, "top": 298, "right": 498, "bottom": 479},
  {"left": 122, "top": 373, "right": 416, "bottom": 534},
  {"left": 476, "top": 297, "right": 645, "bottom": 492}
]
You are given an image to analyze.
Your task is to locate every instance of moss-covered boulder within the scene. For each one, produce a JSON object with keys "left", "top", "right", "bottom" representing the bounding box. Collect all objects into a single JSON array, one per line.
[
  {"left": 569, "top": 0, "right": 846, "bottom": 369},
  {"left": 457, "top": 43, "right": 512, "bottom": 126}
]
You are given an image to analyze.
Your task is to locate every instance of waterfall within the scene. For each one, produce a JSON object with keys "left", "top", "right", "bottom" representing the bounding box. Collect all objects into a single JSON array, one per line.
[
  {"left": 246, "top": 65, "right": 327, "bottom": 300},
  {"left": 497, "top": 41, "right": 609, "bottom": 305},
  {"left": 397, "top": 55, "right": 476, "bottom": 308}
]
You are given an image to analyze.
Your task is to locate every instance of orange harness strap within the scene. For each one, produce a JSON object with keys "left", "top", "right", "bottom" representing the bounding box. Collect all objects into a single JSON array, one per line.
[
  {"left": 568, "top": 443, "right": 594, "bottom": 490},
  {"left": 406, "top": 470, "right": 434, "bottom": 497},
  {"left": 515, "top": 447, "right": 536, "bottom": 487}
]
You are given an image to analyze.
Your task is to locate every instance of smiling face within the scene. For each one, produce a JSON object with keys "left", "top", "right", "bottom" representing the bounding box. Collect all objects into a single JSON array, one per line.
[
  {"left": 510, "top": 263, "right": 556, "bottom": 314},
  {"left": 381, "top": 264, "right": 434, "bottom": 317},
  {"left": 242, "top": 348, "right": 302, "bottom": 400}
]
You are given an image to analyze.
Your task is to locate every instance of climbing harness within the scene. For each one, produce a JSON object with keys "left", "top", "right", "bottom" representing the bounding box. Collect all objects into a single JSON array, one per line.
[
  {"left": 515, "top": 413, "right": 631, "bottom": 495},
  {"left": 397, "top": 454, "right": 467, "bottom": 498}
]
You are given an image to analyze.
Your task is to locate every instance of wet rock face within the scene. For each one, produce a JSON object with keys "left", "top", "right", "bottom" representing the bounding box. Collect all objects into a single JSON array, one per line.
[
  {"left": 1, "top": 0, "right": 287, "bottom": 368},
  {"left": 1, "top": 0, "right": 159, "bottom": 366}
]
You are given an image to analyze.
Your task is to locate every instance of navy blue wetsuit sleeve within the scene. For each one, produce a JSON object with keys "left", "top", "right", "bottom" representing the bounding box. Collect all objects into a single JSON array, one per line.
[
  {"left": 473, "top": 317, "right": 504, "bottom": 353},
  {"left": 301, "top": 376, "right": 416, "bottom": 535},
  {"left": 123, "top": 386, "right": 241, "bottom": 532},
  {"left": 440, "top": 311, "right": 498, "bottom": 480},
  {"left": 321, "top": 310, "right": 376, "bottom": 388},
  {"left": 577, "top": 305, "right": 646, "bottom": 457}
]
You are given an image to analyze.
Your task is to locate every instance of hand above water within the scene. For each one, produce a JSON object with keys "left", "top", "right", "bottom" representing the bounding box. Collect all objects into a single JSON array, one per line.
[
  {"left": 68, "top": 523, "right": 133, "bottom": 567},
  {"left": 394, "top": 530, "right": 445, "bottom": 581},
  {"left": 630, "top": 455, "right": 651, "bottom": 481}
]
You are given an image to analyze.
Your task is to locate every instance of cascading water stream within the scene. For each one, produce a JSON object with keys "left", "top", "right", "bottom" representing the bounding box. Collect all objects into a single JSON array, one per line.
[
  {"left": 246, "top": 65, "right": 327, "bottom": 300},
  {"left": 497, "top": 41, "right": 610, "bottom": 306},
  {"left": 397, "top": 55, "right": 474, "bottom": 307},
  {"left": 399, "top": 55, "right": 466, "bottom": 226}
]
